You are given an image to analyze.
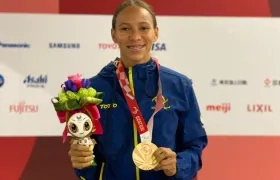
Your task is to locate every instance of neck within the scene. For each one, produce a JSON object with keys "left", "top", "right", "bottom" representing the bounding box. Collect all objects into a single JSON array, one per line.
[{"left": 120, "top": 57, "right": 151, "bottom": 68}]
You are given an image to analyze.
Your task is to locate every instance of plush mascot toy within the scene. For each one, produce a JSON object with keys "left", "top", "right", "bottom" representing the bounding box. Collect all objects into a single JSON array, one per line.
[{"left": 51, "top": 73, "right": 104, "bottom": 165}]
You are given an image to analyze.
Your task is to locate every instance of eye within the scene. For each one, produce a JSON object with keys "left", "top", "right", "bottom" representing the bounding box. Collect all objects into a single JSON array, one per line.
[
  {"left": 120, "top": 27, "right": 130, "bottom": 31},
  {"left": 84, "top": 120, "right": 91, "bottom": 131},
  {"left": 140, "top": 26, "right": 149, "bottom": 31},
  {"left": 69, "top": 123, "right": 78, "bottom": 133}
]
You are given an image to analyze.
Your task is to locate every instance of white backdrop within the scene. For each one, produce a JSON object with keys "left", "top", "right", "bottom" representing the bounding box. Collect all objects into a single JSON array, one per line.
[{"left": 0, "top": 13, "right": 280, "bottom": 136}]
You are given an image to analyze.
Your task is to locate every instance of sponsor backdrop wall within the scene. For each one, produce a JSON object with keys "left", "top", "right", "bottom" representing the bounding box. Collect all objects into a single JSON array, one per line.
[{"left": 0, "top": 0, "right": 280, "bottom": 180}]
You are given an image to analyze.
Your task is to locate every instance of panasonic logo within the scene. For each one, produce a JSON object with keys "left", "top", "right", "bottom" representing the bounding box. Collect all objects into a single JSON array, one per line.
[{"left": 0, "top": 42, "right": 30, "bottom": 48}]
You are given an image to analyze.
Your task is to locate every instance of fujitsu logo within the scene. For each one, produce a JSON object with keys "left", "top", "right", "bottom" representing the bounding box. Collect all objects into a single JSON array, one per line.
[
  {"left": 247, "top": 104, "right": 272, "bottom": 113},
  {"left": 206, "top": 103, "right": 231, "bottom": 113},
  {"left": 9, "top": 101, "right": 39, "bottom": 114}
]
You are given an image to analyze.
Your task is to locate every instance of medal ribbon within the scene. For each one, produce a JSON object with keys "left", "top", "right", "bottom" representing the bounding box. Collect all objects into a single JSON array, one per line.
[{"left": 116, "top": 59, "right": 163, "bottom": 142}]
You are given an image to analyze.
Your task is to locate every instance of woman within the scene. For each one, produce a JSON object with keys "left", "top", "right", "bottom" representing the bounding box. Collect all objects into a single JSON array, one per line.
[{"left": 68, "top": 0, "right": 208, "bottom": 179}]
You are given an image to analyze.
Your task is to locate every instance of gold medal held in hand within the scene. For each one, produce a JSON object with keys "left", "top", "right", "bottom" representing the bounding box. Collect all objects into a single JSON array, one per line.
[{"left": 132, "top": 142, "right": 158, "bottom": 170}]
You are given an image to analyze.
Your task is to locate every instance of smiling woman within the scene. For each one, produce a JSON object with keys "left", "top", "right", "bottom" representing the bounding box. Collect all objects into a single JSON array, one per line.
[
  {"left": 67, "top": 0, "right": 208, "bottom": 180},
  {"left": 111, "top": 0, "right": 158, "bottom": 67}
]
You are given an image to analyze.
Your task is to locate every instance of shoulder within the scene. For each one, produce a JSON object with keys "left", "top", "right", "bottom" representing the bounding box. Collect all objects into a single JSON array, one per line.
[
  {"left": 88, "top": 75, "right": 102, "bottom": 85},
  {"left": 88, "top": 61, "right": 116, "bottom": 85},
  {"left": 160, "top": 65, "right": 193, "bottom": 88},
  {"left": 159, "top": 65, "right": 197, "bottom": 112}
]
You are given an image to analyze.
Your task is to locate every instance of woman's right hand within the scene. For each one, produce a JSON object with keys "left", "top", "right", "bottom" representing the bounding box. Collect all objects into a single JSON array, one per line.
[{"left": 68, "top": 143, "right": 94, "bottom": 169}]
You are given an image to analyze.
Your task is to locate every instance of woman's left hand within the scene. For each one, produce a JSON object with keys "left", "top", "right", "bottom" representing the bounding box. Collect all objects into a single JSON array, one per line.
[{"left": 153, "top": 147, "right": 177, "bottom": 176}]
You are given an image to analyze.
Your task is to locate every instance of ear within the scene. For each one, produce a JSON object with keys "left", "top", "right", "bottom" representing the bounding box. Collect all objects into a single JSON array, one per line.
[
  {"left": 153, "top": 27, "right": 159, "bottom": 42},
  {"left": 111, "top": 28, "right": 117, "bottom": 43}
]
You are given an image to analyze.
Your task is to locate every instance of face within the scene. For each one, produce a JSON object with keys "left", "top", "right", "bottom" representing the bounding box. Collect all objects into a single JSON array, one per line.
[
  {"left": 67, "top": 112, "right": 93, "bottom": 138},
  {"left": 111, "top": 6, "right": 158, "bottom": 66}
]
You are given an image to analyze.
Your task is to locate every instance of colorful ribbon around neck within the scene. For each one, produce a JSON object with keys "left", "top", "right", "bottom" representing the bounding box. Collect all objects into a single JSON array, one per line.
[{"left": 51, "top": 73, "right": 104, "bottom": 143}]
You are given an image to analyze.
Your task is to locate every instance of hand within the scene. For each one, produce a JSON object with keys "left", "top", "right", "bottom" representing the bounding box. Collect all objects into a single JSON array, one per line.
[
  {"left": 68, "top": 139, "right": 95, "bottom": 169},
  {"left": 153, "top": 147, "right": 177, "bottom": 176}
]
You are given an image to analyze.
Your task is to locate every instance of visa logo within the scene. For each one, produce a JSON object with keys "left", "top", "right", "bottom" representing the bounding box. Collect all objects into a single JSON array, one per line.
[
  {"left": 49, "top": 43, "right": 80, "bottom": 49},
  {"left": 0, "top": 41, "right": 30, "bottom": 48},
  {"left": 152, "top": 43, "right": 166, "bottom": 51},
  {"left": 23, "top": 75, "right": 48, "bottom": 88}
]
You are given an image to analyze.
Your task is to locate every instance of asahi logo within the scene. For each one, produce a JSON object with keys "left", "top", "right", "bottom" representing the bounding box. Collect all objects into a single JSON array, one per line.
[
  {"left": 206, "top": 103, "right": 230, "bottom": 113},
  {"left": 247, "top": 104, "right": 272, "bottom": 113}
]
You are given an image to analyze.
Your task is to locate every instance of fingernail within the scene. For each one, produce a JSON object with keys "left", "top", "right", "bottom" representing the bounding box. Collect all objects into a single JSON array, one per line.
[
  {"left": 90, "top": 160, "right": 93, "bottom": 164},
  {"left": 89, "top": 145, "right": 93, "bottom": 151}
]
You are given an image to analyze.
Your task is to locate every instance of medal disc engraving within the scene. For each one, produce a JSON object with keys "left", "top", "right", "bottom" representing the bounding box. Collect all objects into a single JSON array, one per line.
[{"left": 132, "top": 142, "right": 158, "bottom": 170}]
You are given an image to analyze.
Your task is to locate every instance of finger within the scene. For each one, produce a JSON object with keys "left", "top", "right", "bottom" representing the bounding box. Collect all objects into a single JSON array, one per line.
[
  {"left": 71, "top": 154, "right": 94, "bottom": 163},
  {"left": 72, "top": 161, "right": 93, "bottom": 169},
  {"left": 153, "top": 148, "right": 166, "bottom": 162},
  {"left": 153, "top": 164, "right": 161, "bottom": 171},
  {"left": 161, "top": 158, "right": 177, "bottom": 176},
  {"left": 154, "top": 147, "right": 175, "bottom": 157},
  {"left": 154, "top": 167, "right": 160, "bottom": 171},
  {"left": 160, "top": 158, "right": 176, "bottom": 168},
  {"left": 69, "top": 149, "right": 93, "bottom": 157},
  {"left": 153, "top": 157, "right": 176, "bottom": 171},
  {"left": 154, "top": 148, "right": 174, "bottom": 163},
  {"left": 153, "top": 161, "right": 172, "bottom": 171},
  {"left": 164, "top": 168, "right": 176, "bottom": 177},
  {"left": 71, "top": 144, "right": 93, "bottom": 152},
  {"left": 161, "top": 164, "right": 175, "bottom": 173}
]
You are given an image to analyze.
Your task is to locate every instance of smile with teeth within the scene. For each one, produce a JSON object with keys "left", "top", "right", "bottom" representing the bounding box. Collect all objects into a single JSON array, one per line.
[{"left": 127, "top": 45, "right": 145, "bottom": 50}]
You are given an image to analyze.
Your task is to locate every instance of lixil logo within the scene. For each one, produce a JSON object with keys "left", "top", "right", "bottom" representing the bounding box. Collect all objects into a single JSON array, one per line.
[{"left": 247, "top": 104, "right": 272, "bottom": 113}]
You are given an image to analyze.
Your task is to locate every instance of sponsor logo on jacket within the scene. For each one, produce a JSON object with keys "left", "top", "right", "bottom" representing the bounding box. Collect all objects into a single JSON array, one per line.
[{"left": 152, "top": 96, "right": 170, "bottom": 110}]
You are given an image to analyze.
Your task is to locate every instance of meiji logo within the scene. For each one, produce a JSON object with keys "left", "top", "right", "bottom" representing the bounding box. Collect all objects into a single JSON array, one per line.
[
  {"left": 23, "top": 74, "right": 48, "bottom": 88},
  {"left": 0, "top": 41, "right": 30, "bottom": 48},
  {"left": 0, "top": 74, "right": 4, "bottom": 87},
  {"left": 247, "top": 104, "right": 272, "bottom": 113},
  {"left": 9, "top": 101, "right": 39, "bottom": 114},
  {"left": 206, "top": 103, "right": 231, "bottom": 113}
]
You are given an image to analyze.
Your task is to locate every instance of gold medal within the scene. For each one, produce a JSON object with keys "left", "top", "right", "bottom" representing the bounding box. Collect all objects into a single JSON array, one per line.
[{"left": 132, "top": 142, "right": 158, "bottom": 171}]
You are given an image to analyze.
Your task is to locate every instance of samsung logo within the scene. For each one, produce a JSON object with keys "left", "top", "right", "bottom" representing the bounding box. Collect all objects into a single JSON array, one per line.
[
  {"left": 49, "top": 43, "right": 80, "bottom": 49},
  {"left": 0, "top": 42, "right": 30, "bottom": 48}
]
